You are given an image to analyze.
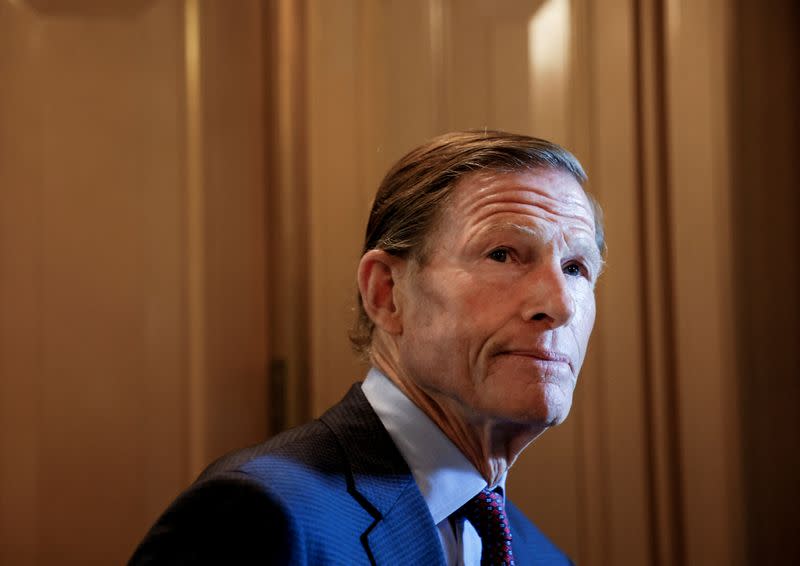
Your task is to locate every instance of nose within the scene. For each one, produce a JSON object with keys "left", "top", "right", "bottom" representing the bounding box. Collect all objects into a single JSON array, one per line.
[{"left": 521, "top": 263, "right": 576, "bottom": 328}]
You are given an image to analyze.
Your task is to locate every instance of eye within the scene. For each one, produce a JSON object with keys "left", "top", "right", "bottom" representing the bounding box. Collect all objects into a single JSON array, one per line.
[
  {"left": 563, "top": 262, "right": 585, "bottom": 278},
  {"left": 488, "top": 248, "right": 509, "bottom": 263}
]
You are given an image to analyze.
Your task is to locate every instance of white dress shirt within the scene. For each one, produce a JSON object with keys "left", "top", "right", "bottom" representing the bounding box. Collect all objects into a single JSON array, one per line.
[{"left": 362, "top": 367, "right": 508, "bottom": 566}]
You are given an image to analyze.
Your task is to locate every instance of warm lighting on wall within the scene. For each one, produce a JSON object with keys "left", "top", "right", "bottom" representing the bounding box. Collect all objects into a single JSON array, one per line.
[
  {"left": 527, "top": 0, "right": 571, "bottom": 142},
  {"left": 528, "top": 0, "right": 571, "bottom": 78}
]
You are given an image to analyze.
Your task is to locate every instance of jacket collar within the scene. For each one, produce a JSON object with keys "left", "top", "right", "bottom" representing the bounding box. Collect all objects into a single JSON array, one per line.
[{"left": 320, "top": 384, "right": 446, "bottom": 565}]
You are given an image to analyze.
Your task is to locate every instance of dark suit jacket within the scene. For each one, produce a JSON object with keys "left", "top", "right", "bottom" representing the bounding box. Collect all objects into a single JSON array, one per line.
[{"left": 130, "top": 383, "right": 573, "bottom": 565}]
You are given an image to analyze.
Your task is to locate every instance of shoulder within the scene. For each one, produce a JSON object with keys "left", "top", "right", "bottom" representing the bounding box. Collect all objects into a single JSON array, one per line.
[
  {"left": 130, "top": 385, "right": 396, "bottom": 565},
  {"left": 201, "top": 416, "right": 344, "bottom": 483},
  {"left": 128, "top": 469, "right": 302, "bottom": 565},
  {"left": 129, "top": 419, "right": 343, "bottom": 566},
  {"left": 505, "top": 499, "right": 575, "bottom": 566},
  {"left": 196, "top": 382, "right": 390, "bottom": 503},
  {"left": 196, "top": 417, "right": 363, "bottom": 527}
]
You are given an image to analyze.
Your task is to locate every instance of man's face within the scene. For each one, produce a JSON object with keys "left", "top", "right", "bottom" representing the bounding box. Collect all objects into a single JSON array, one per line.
[{"left": 394, "top": 168, "right": 601, "bottom": 427}]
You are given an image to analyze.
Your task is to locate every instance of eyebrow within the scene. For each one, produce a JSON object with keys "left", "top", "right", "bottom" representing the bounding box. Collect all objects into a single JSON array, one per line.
[{"left": 568, "top": 239, "right": 606, "bottom": 275}]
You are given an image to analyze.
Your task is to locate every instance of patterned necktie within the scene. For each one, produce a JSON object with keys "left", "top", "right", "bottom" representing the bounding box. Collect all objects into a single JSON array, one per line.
[{"left": 460, "top": 488, "right": 515, "bottom": 566}]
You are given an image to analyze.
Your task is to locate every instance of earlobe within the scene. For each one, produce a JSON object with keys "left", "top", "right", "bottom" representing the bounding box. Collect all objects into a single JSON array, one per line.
[{"left": 357, "top": 250, "right": 404, "bottom": 335}]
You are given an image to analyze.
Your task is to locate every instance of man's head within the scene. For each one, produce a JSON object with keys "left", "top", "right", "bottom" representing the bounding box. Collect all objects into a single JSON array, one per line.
[{"left": 355, "top": 130, "right": 604, "bottom": 429}]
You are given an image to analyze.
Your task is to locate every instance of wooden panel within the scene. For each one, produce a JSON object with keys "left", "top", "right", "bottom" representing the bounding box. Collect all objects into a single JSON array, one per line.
[
  {"left": 0, "top": 2, "right": 188, "bottom": 563},
  {"left": 306, "top": 0, "right": 368, "bottom": 417},
  {"left": 0, "top": 10, "right": 46, "bottom": 561},
  {"left": 730, "top": 0, "right": 800, "bottom": 562},
  {"left": 267, "top": 0, "right": 311, "bottom": 431},
  {"left": 0, "top": 1, "right": 269, "bottom": 563},
  {"left": 444, "top": 0, "right": 493, "bottom": 128},
  {"left": 634, "top": 0, "right": 684, "bottom": 563},
  {"left": 664, "top": 0, "right": 743, "bottom": 564},
  {"left": 527, "top": 0, "right": 570, "bottom": 142},
  {"left": 194, "top": 0, "right": 269, "bottom": 472},
  {"left": 579, "top": 0, "right": 654, "bottom": 563}
]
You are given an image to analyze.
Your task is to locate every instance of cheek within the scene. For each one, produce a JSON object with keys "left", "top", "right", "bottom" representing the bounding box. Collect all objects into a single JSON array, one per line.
[
  {"left": 462, "top": 289, "right": 489, "bottom": 315},
  {"left": 413, "top": 272, "right": 478, "bottom": 323},
  {"left": 404, "top": 281, "right": 484, "bottom": 374},
  {"left": 403, "top": 280, "right": 461, "bottom": 350},
  {"left": 578, "top": 294, "right": 596, "bottom": 333},
  {"left": 570, "top": 289, "right": 597, "bottom": 353}
]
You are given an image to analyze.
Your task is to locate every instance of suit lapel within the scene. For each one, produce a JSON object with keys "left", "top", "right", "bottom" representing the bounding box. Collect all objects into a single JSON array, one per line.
[
  {"left": 320, "top": 384, "right": 446, "bottom": 566},
  {"left": 365, "top": 482, "right": 445, "bottom": 566}
]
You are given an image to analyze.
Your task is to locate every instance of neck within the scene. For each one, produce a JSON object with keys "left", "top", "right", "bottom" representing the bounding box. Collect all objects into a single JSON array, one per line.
[{"left": 370, "top": 346, "right": 545, "bottom": 486}]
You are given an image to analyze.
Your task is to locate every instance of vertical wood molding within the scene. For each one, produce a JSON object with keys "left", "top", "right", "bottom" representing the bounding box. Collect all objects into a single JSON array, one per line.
[
  {"left": 663, "top": 0, "right": 743, "bottom": 563},
  {"left": 569, "top": 3, "right": 610, "bottom": 563},
  {"left": 558, "top": 5, "right": 611, "bottom": 560},
  {"left": 730, "top": 1, "right": 800, "bottom": 562},
  {"left": 267, "top": 0, "right": 311, "bottom": 431},
  {"left": 189, "top": 0, "right": 269, "bottom": 463},
  {"left": 427, "top": 0, "right": 447, "bottom": 131},
  {"left": 183, "top": 0, "right": 207, "bottom": 480},
  {"left": 582, "top": 0, "right": 656, "bottom": 563},
  {"left": 633, "top": 0, "right": 684, "bottom": 563},
  {"left": 0, "top": 7, "right": 44, "bottom": 562},
  {"left": 306, "top": 0, "right": 362, "bottom": 417}
]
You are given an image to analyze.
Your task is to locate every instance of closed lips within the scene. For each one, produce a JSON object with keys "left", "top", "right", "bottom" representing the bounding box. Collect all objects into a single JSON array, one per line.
[{"left": 497, "top": 350, "right": 573, "bottom": 371}]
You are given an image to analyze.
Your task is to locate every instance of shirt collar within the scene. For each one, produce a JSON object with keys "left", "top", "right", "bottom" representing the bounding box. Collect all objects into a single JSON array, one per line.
[{"left": 361, "top": 367, "right": 507, "bottom": 525}]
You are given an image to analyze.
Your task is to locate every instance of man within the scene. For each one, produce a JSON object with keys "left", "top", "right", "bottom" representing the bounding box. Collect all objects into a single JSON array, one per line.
[{"left": 130, "top": 130, "right": 604, "bottom": 565}]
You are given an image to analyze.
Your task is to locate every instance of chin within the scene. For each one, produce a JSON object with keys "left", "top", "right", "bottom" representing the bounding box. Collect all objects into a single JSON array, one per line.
[
  {"left": 488, "top": 384, "right": 574, "bottom": 427},
  {"left": 480, "top": 360, "right": 576, "bottom": 423},
  {"left": 520, "top": 407, "right": 571, "bottom": 428}
]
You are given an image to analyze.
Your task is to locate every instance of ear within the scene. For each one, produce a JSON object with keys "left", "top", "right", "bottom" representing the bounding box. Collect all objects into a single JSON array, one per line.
[{"left": 357, "top": 249, "right": 405, "bottom": 335}]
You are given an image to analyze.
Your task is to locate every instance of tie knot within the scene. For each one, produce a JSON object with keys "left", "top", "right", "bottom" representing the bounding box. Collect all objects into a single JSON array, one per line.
[{"left": 460, "top": 488, "right": 515, "bottom": 566}]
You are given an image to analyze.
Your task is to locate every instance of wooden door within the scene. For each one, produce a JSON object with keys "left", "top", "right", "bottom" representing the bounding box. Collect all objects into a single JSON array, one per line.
[{"left": 0, "top": 1, "right": 269, "bottom": 563}]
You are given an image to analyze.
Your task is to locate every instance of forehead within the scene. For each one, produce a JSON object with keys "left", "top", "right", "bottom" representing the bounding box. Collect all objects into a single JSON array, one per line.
[{"left": 441, "top": 168, "right": 596, "bottom": 239}]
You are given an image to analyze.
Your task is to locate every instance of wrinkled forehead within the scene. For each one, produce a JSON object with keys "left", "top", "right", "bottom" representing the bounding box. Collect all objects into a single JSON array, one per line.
[
  {"left": 452, "top": 168, "right": 595, "bottom": 229},
  {"left": 415, "top": 167, "right": 600, "bottom": 261},
  {"left": 462, "top": 165, "right": 586, "bottom": 197}
]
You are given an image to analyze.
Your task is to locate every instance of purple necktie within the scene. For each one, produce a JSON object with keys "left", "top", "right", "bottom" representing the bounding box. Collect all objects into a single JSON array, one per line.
[{"left": 460, "top": 488, "right": 516, "bottom": 566}]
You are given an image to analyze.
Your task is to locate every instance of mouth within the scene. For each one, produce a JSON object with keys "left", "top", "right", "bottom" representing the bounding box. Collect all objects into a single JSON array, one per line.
[{"left": 495, "top": 349, "right": 574, "bottom": 373}]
